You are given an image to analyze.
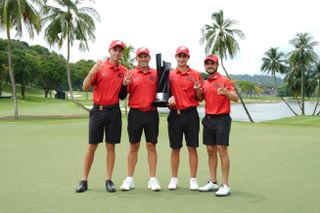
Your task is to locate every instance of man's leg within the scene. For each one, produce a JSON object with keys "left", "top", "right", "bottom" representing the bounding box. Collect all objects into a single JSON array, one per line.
[
  {"left": 171, "top": 148, "right": 180, "bottom": 177},
  {"left": 187, "top": 146, "right": 198, "bottom": 178},
  {"left": 127, "top": 143, "right": 140, "bottom": 176},
  {"left": 217, "top": 145, "right": 230, "bottom": 185},
  {"left": 76, "top": 144, "right": 98, "bottom": 192},
  {"left": 146, "top": 142, "right": 157, "bottom": 177},
  {"left": 207, "top": 145, "right": 218, "bottom": 182},
  {"left": 106, "top": 143, "right": 115, "bottom": 180},
  {"left": 82, "top": 144, "right": 98, "bottom": 180}
]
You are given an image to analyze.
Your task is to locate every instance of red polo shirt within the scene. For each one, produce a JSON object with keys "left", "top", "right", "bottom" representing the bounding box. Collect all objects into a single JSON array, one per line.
[
  {"left": 168, "top": 66, "right": 202, "bottom": 110},
  {"left": 128, "top": 66, "right": 157, "bottom": 111},
  {"left": 91, "top": 59, "right": 126, "bottom": 105},
  {"left": 202, "top": 72, "right": 236, "bottom": 114}
]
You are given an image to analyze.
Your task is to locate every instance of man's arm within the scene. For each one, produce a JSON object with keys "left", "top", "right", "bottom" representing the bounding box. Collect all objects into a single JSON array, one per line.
[{"left": 82, "top": 61, "right": 102, "bottom": 91}]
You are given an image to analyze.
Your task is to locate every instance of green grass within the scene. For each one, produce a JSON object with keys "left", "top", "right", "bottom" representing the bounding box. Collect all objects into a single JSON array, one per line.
[
  {"left": 1, "top": 117, "right": 320, "bottom": 213},
  {"left": 261, "top": 115, "right": 320, "bottom": 126}
]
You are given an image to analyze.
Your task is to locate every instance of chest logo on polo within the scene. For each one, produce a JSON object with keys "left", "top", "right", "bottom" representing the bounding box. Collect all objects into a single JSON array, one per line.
[
  {"left": 213, "top": 82, "right": 220, "bottom": 88},
  {"left": 186, "top": 76, "right": 194, "bottom": 82},
  {"left": 149, "top": 75, "right": 156, "bottom": 81},
  {"left": 118, "top": 73, "right": 124, "bottom": 78}
]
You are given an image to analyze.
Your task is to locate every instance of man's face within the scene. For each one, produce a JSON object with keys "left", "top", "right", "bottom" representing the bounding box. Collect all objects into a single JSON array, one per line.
[
  {"left": 175, "top": 53, "right": 189, "bottom": 67},
  {"left": 204, "top": 60, "right": 218, "bottom": 74},
  {"left": 136, "top": 53, "right": 150, "bottom": 68},
  {"left": 109, "top": 46, "right": 124, "bottom": 62}
]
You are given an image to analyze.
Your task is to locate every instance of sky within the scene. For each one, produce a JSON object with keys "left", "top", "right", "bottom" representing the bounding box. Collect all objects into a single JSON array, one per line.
[{"left": 1, "top": 0, "right": 320, "bottom": 75}]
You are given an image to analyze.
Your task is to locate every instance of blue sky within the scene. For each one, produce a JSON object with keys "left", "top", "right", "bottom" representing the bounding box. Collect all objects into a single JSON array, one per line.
[{"left": 1, "top": 0, "right": 319, "bottom": 75}]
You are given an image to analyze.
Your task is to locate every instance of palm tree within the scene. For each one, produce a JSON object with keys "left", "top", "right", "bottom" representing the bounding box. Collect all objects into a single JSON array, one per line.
[
  {"left": 41, "top": 0, "right": 100, "bottom": 112},
  {"left": 0, "top": 0, "right": 41, "bottom": 119},
  {"left": 200, "top": 10, "right": 254, "bottom": 122},
  {"left": 261, "top": 47, "right": 297, "bottom": 115},
  {"left": 310, "top": 61, "right": 320, "bottom": 115},
  {"left": 120, "top": 44, "right": 135, "bottom": 115},
  {"left": 287, "top": 32, "right": 318, "bottom": 115}
]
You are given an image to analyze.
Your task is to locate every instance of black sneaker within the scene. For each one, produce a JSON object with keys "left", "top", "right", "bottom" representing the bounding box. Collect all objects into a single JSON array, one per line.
[
  {"left": 105, "top": 180, "right": 116, "bottom": 192},
  {"left": 76, "top": 180, "right": 88, "bottom": 193}
]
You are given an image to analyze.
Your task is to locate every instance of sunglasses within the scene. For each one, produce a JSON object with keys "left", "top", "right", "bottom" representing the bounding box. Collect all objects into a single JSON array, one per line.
[{"left": 205, "top": 61, "right": 216, "bottom": 65}]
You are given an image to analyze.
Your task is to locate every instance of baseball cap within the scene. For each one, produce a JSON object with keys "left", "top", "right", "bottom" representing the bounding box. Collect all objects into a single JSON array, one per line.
[
  {"left": 204, "top": 54, "right": 219, "bottom": 64},
  {"left": 175, "top": 46, "right": 190, "bottom": 56},
  {"left": 136, "top": 47, "right": 150, "bottom": 57},
  {"left": 109, "top": 40, "right": 125, "bottom": 50}
]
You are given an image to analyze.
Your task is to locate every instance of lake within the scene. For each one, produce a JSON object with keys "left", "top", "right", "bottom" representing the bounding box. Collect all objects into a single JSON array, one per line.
[{"left": 158, "top": 101, "right": 319, "bottom": 122}]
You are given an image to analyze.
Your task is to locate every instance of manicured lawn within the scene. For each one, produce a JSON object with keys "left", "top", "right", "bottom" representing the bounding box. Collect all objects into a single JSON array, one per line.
[{"left": 1, "top": 117, "right": 319, "bottom": 213}]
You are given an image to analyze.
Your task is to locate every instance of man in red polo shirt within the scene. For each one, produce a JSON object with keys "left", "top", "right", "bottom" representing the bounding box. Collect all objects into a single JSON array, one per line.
[
  {"left": 167, "top": 46, "right": 203, "bottom": 191},
  {"left": 119, "top": 47, "right": 161, "bottom": 191},
  {"left": 196, "top": 54, "right": 238, "bottom": 196},
  {"left": 76, "top": 40, "right": 127, "bottom": 193}
]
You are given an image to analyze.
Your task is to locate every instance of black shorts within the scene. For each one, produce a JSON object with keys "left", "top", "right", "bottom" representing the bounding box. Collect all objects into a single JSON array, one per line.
[
  {"left": 127, "top": 108, "right": 159, "bottom": 144},
  {"left": 202, "top": 114, "right": 231, "bottom": 146},
  {"left": 167, "top": 107, "right": 199, "bottom": 149},
  {"left": 88, "top": 104, "right": 122, "bottom": 144}
]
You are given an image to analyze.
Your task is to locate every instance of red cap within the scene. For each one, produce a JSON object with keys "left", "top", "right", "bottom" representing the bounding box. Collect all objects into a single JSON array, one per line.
[
  {"left": 175, "top": 46, "right": 190, "bottom": 56},
  {"left": 109, "top": 40, "right": 125, "bottom": 50},
  {"left": 136, "top": 47, "right": 150, "bottom": 57},
  {"left": 204, "top": 54, "right": 219, "bottom": 64}
]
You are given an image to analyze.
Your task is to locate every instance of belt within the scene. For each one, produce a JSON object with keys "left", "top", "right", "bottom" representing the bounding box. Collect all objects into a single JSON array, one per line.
[
  {"left": 93, "top": 104, "right": 119, "bottom": 111},
  {"left": 206, "top": 113, "right": 230, "bottom": 119},
  {"left": 130, "top": 108, "right": 157, "bottom": 113},
  {"left": 171, "top": 107, "right": 196, "bottom": 115}
]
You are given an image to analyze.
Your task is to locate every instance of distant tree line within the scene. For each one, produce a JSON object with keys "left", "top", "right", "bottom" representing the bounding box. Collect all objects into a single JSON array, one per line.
[
  {"left": 0, "top": 38, "right": 94, "bottom": 98},
  {"left": 1, "top": 38, "right": 289, "bottom": 100}
]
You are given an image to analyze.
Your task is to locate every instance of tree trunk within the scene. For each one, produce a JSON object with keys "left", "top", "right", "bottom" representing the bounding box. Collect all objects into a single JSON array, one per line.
[
  {"left": 66, "top": 27, "right": 89, "bottom": 112},
  {"left": 300, "top": 68, "right": 305, "bottom": 115},
  {"left": 221, "top": 61, "right": 254, "bottom": 123},
  {"left": 272, "top": 74, "right": 297, "bottom": 116},
  {"left": 7, "top": 29, "right": 19, "bottom": 119},
  {"left": 313, "top": 80, "right": 320, "bottom": 115},
  {"left": 21, "top": 81, "right": 25, "bottom": 100}
]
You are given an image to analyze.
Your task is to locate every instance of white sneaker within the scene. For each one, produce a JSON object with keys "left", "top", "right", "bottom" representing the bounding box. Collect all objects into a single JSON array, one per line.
[
  {"left": 198, "top": 181, "right": 219, "bottom": 192},
  {"left": 215, "top": 184, "right": 231, "bottom": 196},
  {"left": 148, "top": 177, "right": 161, "bottom": 191},
  {"left": 189, "top": 178, "right": 199, "bottom": 191},
  {"left": 168, "top": 177, "right": 178, "bottom": 190},
  {"left": 120, "top": 177, "right": 134, "bottom": 191}
]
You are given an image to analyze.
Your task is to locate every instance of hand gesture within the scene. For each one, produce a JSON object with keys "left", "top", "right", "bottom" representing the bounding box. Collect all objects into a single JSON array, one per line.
[
  {"left": 123, "top": 70, "right": 132, "bottom": 86},
  {"left": 90, "top": 60, "right": 103, "bottom": 75},
  {"left": 193, "top": 77, "right": 202, "bottom": 91},
  {"left": 168, "top": 96, "right": 176, "bottom": 107},
  {"left": 217, "top": 84, "right": 228, "bottom": 96}
]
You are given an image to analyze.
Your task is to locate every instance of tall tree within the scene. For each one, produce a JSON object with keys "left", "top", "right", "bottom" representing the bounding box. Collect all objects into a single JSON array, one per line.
[
  {"left": 261, "top": 47, "right": 297, "bottom": 115},
  {"left": 200, "top": 10, "right": 254, "bottom": 122},
  {"left": 310, "top": 61, "right": 320, "bottom": 115},
  {"left": 0, "top": 0, "right": 41, "bottom": 119},
  {"left": 287, "top": 32, "right": 318, "bottom": 115},
  {"left": 41, "top": 0, "right": 100, "bottom": 112},
  {"left": 119, "top": 44, "right": 135, "bottom": 115}
]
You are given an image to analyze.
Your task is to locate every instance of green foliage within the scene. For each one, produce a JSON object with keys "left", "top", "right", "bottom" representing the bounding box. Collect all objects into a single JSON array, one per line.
[
  {"left": 70, "top": 59, "right": 95, "bottom": 90},
  {"left": 234, "top": 80, "right": 262, "bottom": 96},
  {"left": 230, "top": 74, "right": 283, "bottom": 87},
  {"left": 200, "top": 10, "right": 245, "bottom": 59},
  {"left": 0, "top": 39, "right": 98, "bottom": 98}
]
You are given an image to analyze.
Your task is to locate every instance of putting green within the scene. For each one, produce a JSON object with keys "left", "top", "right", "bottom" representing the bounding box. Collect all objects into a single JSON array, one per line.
[{"left": 0, "top": 117, "right": 319, "bottom": 213}]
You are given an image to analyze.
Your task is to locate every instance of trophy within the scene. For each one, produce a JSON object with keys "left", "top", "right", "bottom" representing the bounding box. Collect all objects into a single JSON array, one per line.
[{"left": 153, "top": 53, "right": 171, "bottom": 107}]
